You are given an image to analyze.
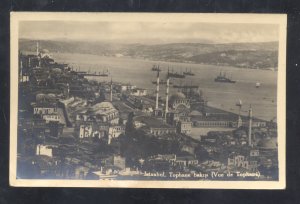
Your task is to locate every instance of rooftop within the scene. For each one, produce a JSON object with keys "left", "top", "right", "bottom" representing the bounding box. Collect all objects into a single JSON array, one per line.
[{"left": 134, "top": 115, "right": 173, "bottom": 129}]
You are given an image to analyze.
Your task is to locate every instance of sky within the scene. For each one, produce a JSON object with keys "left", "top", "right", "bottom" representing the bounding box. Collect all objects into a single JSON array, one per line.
[{"left": 19, "top": 21, "right": 279, "bottom": 44}]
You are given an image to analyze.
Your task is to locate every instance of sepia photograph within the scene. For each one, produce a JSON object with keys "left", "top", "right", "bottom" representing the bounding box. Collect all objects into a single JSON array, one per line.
[{"left": 10, "top": 12, "right": 286, "bottom": 188}]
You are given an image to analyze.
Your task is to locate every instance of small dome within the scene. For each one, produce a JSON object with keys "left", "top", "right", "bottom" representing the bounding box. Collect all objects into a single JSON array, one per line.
[
  {"left": 47, "top": 93, "right": 56, "bottom": 99},
  {"left": 36, "top": 93, "right": 46, "bottom": 101},
  {"left": 36, "top": 93, "right": 46, "bottom": 98},
  {"left": 52, "top": 68, "right": 62, "bottom": 73},
  {"left": 257, "top": 137, "right": 277, "bottom": 150}
]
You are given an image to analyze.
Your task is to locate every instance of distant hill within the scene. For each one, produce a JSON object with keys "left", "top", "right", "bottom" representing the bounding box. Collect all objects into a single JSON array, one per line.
[{"left": 19, "top": 39, "right": 278, "bottom": 69}]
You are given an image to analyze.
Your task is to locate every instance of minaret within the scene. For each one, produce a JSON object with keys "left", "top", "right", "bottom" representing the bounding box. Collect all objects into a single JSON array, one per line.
[
  {"left": 237, "top": 99, "right": 242, "bottom": 128},
  {"left": 36, "top": 42, "right": 39, "bottom": 56},
  {"left": 36, "top": 42, "right": 41, "bottom": 67},
  {"left": 155, "top": 68, "right": 160, "bottom": 110},
  {"left": 110, "top": 77, "right": 113, "bottom": 102},
  {"left": 165, "top": 68, "right": 170, "bottom": 115},
  {"left": 248, "top": 105, "right": 253, "bottom": 147},
  {"left": 66, "top": 83, "right": 70, "bottom": 98}
]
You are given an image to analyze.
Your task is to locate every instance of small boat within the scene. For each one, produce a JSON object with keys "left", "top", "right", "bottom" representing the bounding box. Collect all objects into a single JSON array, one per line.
[
  {"left": 256, "top": 82, "right": 261, "bottom": 88},
  {"left": 93, "top": 170, "right": 118, "bottom": 180}
]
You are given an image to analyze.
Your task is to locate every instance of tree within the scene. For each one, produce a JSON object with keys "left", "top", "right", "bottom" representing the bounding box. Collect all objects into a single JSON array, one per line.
[{"left": 125, "top": 112, "right": 135, "bottom": 134}]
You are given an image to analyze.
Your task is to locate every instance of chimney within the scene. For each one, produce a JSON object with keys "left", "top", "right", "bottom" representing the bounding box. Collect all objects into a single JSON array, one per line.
[
  {"left": 155, "top": 68, "right": 160, "bottom": 109},
  {"left": 110, "top": 78, "right": 113, "bottom": 102},
  {"left": 248, "top": 105, "right": 253, "bottom": 146}
]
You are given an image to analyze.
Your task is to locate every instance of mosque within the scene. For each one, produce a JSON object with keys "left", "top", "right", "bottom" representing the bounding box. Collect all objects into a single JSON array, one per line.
[{"left": 145, "top": 69, "right": 267, "bottom": 138}]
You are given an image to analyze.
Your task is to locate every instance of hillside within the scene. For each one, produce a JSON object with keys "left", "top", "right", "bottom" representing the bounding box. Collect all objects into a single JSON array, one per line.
[{"left": 19, "top": 39, "right": 278, "bottom": 69}]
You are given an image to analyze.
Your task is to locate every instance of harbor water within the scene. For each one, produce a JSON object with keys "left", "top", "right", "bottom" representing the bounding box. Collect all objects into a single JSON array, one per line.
[{"left": 52, "top": 52, "right": 277, "bottom": 121}]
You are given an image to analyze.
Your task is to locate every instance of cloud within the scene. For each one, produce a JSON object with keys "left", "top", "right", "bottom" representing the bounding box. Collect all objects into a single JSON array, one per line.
[{"left": 19, "top": 21, "right": 279, "bottom": 44}]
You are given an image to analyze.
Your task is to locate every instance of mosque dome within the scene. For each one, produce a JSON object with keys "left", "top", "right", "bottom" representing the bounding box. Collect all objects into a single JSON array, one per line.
[
  {"left": 52, "top": 68, "right": 62, "bottom": 74},
  {"left": 257, "top": 137, "right": 277, "bottom": 150},
  {"left": 92, "top": 101, "right": 115, "bottom": 110},
  {"left": 41, "top": 49, "right": 49, "bottom": 53},
  {"left": 169, "top": 92, "right": 186, "bottom": 103},
  {"left": 47, "top": 93, "right": 56, "bottom": 99},
  {"left": 189, "top": 110, "right": 203, "bottom": 116}
]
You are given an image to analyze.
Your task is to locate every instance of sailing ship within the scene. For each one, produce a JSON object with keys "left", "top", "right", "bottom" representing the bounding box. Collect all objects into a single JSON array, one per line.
[
  {"left": 183, "top": 68, "right": 195, "bottom": 76},
  {"left": 151, "top": 65, "right": 161, "bottom": 72},
  {"left": 167, "top": 69, "right": 185, "bottom": 79},
  {"left": 214, "top": 71, "right": 236, "bottom": 83}
]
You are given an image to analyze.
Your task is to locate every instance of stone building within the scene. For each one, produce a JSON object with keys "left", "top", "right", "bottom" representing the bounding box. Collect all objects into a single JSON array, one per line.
[{"left": 76, "top": 102, "right": 119, "bottom": 125}]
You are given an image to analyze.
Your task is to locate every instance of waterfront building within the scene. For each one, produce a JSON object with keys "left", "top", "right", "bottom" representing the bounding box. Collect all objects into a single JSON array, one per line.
[
  {"left": 134, "top": 116, "right": 176, "bottom": 136},
  {"left": 130, "top": 88, "right": 147, "bottom": 96},
  {"left": 190, "top": 110, "right": 266, "bottom": 129}
]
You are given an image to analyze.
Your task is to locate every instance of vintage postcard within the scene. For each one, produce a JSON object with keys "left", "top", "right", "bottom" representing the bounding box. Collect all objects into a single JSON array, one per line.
[{"left": 10, "top": 12, "right": 286, "bottom": 189}]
